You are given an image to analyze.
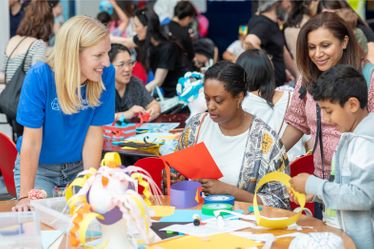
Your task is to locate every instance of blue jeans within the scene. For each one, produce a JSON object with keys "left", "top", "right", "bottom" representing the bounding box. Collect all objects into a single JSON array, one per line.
[{"left": 14, "top": 154, "right": 83, "bottom": 198}]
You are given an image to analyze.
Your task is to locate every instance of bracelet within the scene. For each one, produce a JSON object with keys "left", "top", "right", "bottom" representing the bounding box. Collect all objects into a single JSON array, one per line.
[{"left": 18, "top": 196, "right": 29, "bottom": 201}]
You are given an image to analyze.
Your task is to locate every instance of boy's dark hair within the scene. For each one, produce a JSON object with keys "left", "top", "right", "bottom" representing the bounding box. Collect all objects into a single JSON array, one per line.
[
  {"left": 174, "top": 1, "right": 196, "bottom": 20},
  {"left": 312, "top": 64, "right": 368, "bottom": 108}
]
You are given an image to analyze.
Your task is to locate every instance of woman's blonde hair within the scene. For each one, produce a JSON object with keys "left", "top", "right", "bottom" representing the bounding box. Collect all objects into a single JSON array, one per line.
[{"left": 47, "top": 15, "right": 109, "bottom": 114}]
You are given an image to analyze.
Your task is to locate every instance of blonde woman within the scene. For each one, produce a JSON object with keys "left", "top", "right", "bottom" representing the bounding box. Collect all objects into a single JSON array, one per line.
[{"left": 13, "top": 16, "right": 115, "bottom": 212}]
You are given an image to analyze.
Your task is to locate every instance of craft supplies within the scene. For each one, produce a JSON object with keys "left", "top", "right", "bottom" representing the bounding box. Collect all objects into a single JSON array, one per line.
[
  {"left": 201, "top": 203, "right": 233, "bottom": 216},
  {"left": 253, "top": 172, "right": 306, "bottom": 229},
  {"left": 170, "top": 181, "right": 202, "bottom": 208},
  {"left": 204, "top": 194, "right": 235, "bottom": 205},
  {"left": 65, "top": 152, "right": 162, "bottom": 249},
  {"left": 192, "top": 214, "right": 201, "bottom": 226}
]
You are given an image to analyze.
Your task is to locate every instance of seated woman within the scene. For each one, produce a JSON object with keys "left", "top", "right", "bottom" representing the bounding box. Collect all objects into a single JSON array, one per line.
[
  {"left": 177, "top": 61, "right": 290, "bottom": 209},
  {"left": 109, "top": 43, "right": 160, "bottom": 121}
]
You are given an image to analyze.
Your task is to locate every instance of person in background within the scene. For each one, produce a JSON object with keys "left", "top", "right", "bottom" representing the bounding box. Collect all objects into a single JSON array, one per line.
[
  {"left": 223, "top": 25, "right": 248, "bottom": 63},
  {"left": 335, "top": 8, "right": 368, "bottom": 54},
  {"left": 48, "top": 0, "right": 64, "bottom": 47},
  {"left": 281, "top": 12, "right": 374, "bottom": 218},
  {"left": 9, "top": 0, "right": 25, "bottom": 37},
  {"left": 193, "top": 38, "right": 217, "bottom": 73},
  {"left": 317, "top": 0, "right": 374, "bottom": 42},
  {"left": 109, "top": 43, "right": 160, "bottom": 121},
  {"left": 166, "top": 1, "right": 196, "bottom": 68},
  {"left": 291, "top": 64, "right": 374, "bottom": 249},
  {"left": 115, "top": 8, "right": 188, "bottom": 98},
  {"left": 12, "top": 16, "right": 115, "bottom": 212},
  {"left": 246, "top": 0, "right": 298, "bottom": 86},
  {"left": 237, "top": 49, "right": 308, "bottom": 162},
  {"left": 284, "top": 0, "right": 319, "bottom": 60},
  {"left": 177, "top": 61, "right": 290, "bottom": 209},
  {"left": 108, "top": 0, "right": 136, "bottom": 38},
  {"left": 49, "top": 0, "right": 64, "bottom": 34},
  {"left": 1, "top": 0, "right": 54, "bottom": 141}
]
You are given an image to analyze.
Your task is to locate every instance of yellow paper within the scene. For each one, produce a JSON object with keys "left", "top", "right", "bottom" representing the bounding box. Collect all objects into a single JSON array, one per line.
[
  {"left": 148, "top": 233, "right": 262, "bottom": 249},
  {"left": 101, "top": 152, "right": 121, "bottom": 168},
  {"left": 253, "top": 171, "right": 306, "bottom": 229},
  {"left": 149, "top": 205, "right": 175, "bottom": 217}
]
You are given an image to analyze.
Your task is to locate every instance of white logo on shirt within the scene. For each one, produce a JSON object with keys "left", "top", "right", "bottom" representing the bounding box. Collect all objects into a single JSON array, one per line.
[
  {"left": 51, "top": 98, "right": 60, "bottom": 111},
  {"left": 51, "top": 98, "right": 91, "bottom": 112}
]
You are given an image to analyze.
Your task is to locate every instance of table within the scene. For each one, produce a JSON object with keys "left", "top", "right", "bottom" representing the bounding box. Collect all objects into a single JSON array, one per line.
[
  {"left": 103, "top": 113, "right": 190, "bottom": 165},
  {"left": 0, "top": 198, "right": 356, "bottom": 249}
]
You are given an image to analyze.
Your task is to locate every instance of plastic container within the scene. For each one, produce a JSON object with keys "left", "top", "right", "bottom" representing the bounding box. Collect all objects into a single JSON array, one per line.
[
  {"left": 0, "top": 211, "right": 42, "bottom": 249},
  {"left": 30, "top": 197, "right": 71, "bottom": 232}
]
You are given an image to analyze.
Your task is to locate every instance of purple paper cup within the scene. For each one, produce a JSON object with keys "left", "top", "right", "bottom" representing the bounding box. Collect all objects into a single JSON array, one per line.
[{"left": 170, "top": 181, "right": 202, "bottom": 208}]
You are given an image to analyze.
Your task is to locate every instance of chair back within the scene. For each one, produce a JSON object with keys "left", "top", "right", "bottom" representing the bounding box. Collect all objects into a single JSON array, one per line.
[
  {"left": 134, "top": 157, "right": 166, "bottom": 193},
  {"left": 290, "top": 154, "right": 315, "bottom": 215},
  {"left": 0, "top": 132, "right": 17, "bottom": 197}
]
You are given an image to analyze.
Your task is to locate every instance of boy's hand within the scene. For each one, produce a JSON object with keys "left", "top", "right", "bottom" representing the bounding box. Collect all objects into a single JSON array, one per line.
[{"left": 289, "top": 173, "right": 311, "bottom": 194}]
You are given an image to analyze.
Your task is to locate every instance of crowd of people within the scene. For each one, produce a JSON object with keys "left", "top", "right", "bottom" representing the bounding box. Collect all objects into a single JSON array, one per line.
[{"left": 1, "top": 1, "right": 374, "bottom": 248}]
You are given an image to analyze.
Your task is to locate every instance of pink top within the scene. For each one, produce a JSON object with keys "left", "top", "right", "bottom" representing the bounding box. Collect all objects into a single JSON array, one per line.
[{"left": 285, "top": 74, "right": 374, "bottom": 178}]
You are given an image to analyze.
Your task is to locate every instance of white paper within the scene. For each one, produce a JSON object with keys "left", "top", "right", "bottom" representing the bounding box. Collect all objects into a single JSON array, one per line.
[
  {"left": 160, "top": 219, "right": 256, "bottom": 237},
  {"left": 41, "top": 230, "right": 63, "bottom": 249}
]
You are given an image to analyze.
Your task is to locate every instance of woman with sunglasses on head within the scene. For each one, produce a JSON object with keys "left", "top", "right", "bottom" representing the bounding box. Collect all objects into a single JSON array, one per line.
[{"left": 109, "top": 43, "right": 160, "bottom": 121}]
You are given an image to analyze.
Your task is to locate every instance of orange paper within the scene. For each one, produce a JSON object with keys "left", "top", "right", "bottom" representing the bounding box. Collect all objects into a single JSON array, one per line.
[{"left": 160, "top": 142, "right": 223, "bottom": 179}]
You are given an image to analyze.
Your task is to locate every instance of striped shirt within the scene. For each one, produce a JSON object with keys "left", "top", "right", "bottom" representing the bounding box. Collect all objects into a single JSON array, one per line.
[{"left": 0, "top": 38, "right": 46, "bottom": 83}]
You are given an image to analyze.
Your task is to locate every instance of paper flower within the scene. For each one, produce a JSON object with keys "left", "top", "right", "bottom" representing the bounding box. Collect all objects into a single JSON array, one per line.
[{"left": 66, "top": 156, "right": 162, "bottom": 249}]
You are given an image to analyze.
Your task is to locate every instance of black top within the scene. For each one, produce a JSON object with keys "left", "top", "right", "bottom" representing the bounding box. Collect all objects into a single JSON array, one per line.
[
  {"left": 358, "top": 23, "right": 374, "bottom": 42},
  {"left": 9, "top": 6, "right": 25, "bottom": 37},
  {"left": 134, "top": 36, "right": 188, "bottom": 98},
  {"left": 248, "top": 15, "right": 286, "bottom": 86},
  {"left": 166, "top": 21, "right": 195, "bottom": 64},
  {"left": 115, "top": 76, "right": 153, "bottom": 112},
  {"left": 150, "top": 41, "right": 188, "bottom": 98}
]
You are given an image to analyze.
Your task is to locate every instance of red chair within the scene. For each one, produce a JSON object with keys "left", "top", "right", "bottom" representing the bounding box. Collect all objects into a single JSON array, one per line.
[
  {"left": 0, "top": 132, "right": 17, "bottom": 197},
  {"left": 134, "top": 157, "right": 166, "bottom": 194},
  {"left": 290, "top": 154, "right": 315, "bottom": 215}
]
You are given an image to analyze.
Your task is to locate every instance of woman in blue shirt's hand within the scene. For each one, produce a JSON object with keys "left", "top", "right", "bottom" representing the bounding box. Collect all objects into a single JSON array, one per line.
[{"left": 12, "top": 16, "right": 115, "bottom": 212}]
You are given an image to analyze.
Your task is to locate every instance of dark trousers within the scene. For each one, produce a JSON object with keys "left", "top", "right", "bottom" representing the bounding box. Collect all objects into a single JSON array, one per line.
[{"left": 314, "top": 202, "right": 324, "bottom": 220}]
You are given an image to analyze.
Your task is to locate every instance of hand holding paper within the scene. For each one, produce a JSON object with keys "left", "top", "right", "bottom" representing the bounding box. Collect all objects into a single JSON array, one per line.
[{"left": 160, "top": 142, "right": 223, "bottom": 179}]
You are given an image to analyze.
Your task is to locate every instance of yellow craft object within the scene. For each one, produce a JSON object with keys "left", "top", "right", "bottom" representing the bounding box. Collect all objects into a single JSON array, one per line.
[
  {"left": 253, "top": 172, "right": 306, "bottom": 229},
  {"left": 131, "top": 173, "right": 152, "bottom": 205},
  {"left": 65, "top": 168, "right": 96, "bottom": 202},
  {"left": 101, "top": 152, "right": 122, "bottom": 168}
]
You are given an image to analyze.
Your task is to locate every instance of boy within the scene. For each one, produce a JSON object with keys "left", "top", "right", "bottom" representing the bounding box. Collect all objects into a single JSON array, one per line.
[{"left": 290, "top": 64, "right": 374, "bottom": 249}]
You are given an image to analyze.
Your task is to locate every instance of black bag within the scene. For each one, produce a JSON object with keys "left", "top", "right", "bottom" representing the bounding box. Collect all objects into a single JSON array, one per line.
[{"left": 0, "top": 38, "right": 35, "bottom": 120}]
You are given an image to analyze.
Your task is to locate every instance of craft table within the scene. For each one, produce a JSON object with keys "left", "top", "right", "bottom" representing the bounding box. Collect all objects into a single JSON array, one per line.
[
  {"left": 0, "top": 197, "right": 356, "bottom": 249},
  {"left": 102, "top": 113, "right": 189, "bottom": 165}
]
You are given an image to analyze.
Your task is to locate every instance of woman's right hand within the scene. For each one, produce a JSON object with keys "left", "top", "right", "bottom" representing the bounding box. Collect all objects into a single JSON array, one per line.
[
  {"left": 12, "top": 198, "right": 31, "bottom": 212},
  {"left": 128, "top": 105, "right": 146, "bottom": 119}
]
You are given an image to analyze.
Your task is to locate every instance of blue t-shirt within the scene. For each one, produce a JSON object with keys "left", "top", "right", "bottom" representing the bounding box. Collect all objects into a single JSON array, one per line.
[{"left": 16, "top": 62, "right": 115, "bottom": 164}]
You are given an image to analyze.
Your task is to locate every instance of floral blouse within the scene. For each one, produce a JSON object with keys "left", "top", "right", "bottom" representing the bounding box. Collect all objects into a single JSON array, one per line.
[
  {"left": 285, "top": 74, "right": 374, "bottom": 179},
  {"left": 177, "top": 113, "right": 290, "bottom": 209}
]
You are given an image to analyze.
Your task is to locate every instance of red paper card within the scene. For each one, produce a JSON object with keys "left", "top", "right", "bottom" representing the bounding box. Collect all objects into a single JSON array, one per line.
[{"left": 160, "top": 142, "right": 223, "bottom": 179}]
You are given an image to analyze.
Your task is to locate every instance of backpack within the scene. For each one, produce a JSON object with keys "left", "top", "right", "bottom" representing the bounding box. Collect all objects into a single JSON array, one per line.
[{"left": 0, "top": 38, "right": 35, "bottom": 120}]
